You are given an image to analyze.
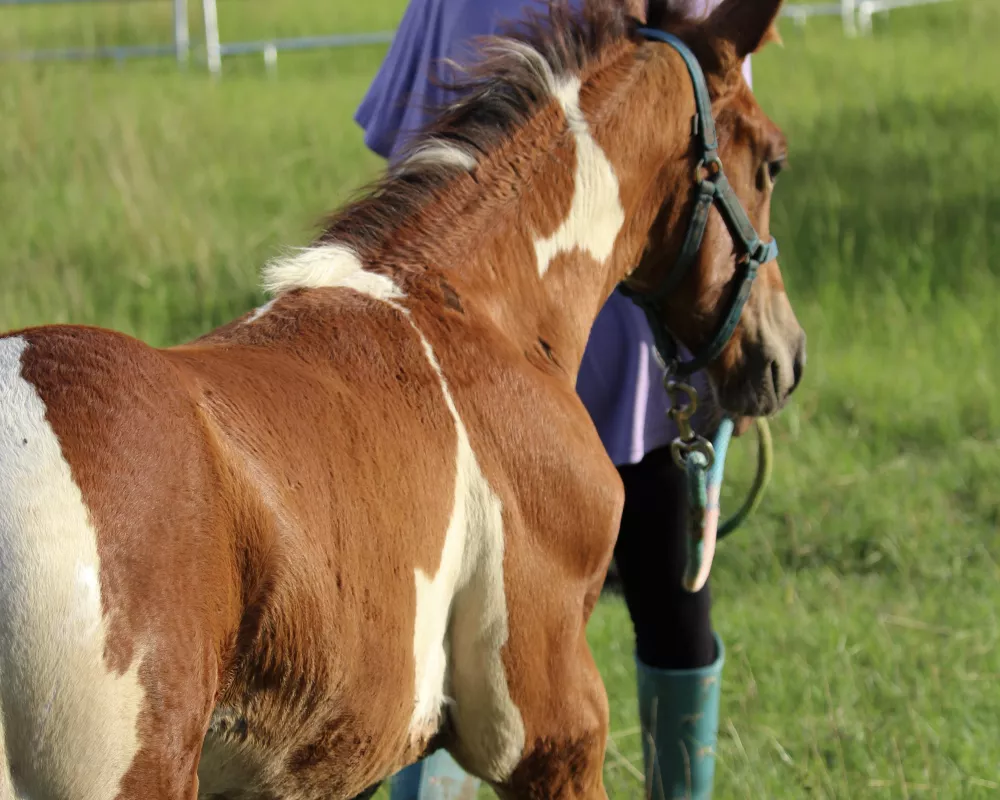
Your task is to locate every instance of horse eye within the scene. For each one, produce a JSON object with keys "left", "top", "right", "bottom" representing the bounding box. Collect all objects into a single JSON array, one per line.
[{"left": 767, "top": 157, "right": 786, "bottom": 181}]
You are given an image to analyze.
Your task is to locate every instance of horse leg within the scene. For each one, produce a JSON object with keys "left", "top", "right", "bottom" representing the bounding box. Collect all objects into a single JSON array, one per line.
[
  {"left": 497, "top": 619, "right": 610, "bottom": 800},
  {"left": 442, "top": 563, "right": 610, "bottom": 800},
  {"left": 445, "top": 553, "right": 610, "bottom": 800}
]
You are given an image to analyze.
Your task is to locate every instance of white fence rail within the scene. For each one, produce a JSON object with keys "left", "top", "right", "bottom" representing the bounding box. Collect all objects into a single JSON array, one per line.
[
  {"left": 1, "top": 0, "right": 953, "bottom": 71},
  {"left": 1, "top": 0, "right": 190, "bottom": 63}
]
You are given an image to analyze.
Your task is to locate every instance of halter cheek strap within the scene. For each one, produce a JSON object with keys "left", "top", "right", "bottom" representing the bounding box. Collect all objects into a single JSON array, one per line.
[{"left": 620, "top": 28, "right": 779, "bottom": 377}]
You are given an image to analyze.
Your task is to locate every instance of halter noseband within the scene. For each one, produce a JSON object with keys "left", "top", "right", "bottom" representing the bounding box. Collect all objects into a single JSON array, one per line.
[{"left": 620, "top": 28, "right": 779, "bottom": 379}]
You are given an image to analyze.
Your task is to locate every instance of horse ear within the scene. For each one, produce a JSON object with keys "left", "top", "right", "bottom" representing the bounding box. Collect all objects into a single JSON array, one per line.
[
  {"left": 625, "top": 0, "right": 648, "bottom": 23},
  {"left": 759, "top": 22, "right": 783, "bottom": 50},
  {"left": 706, "top": 0, "right": 785, "bottom": 59}
]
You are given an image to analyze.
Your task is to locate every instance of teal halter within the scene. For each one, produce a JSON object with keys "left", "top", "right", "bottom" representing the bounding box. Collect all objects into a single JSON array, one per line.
[{"left": 620, "top": 28, "right": 779, "bottom": 378}]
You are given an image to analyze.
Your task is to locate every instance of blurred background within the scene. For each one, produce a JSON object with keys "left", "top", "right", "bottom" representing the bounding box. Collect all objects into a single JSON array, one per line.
[{"left": 1, "top": 0, "right": 998, "bottom": 796}]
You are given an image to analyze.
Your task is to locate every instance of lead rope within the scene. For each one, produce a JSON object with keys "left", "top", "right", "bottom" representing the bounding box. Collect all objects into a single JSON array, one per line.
[{"left": 662, "top": 373, "right": 773, "bottom": 592}]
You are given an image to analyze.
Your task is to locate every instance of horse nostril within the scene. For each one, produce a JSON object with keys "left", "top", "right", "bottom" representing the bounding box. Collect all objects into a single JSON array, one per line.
[
  {"left": 770, "top": 359, "right": 781, "bottom": 397},
  {"left": 792, "top": 333, "right": 807, "bottom": 390}
]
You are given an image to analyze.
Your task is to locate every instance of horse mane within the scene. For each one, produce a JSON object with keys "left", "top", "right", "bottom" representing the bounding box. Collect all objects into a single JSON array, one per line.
[{"left": 308, "top": 0, "right": 738, "bottom": 263}]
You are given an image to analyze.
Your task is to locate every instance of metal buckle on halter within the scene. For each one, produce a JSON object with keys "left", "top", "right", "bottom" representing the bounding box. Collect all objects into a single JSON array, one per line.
[
  {"left": 752, "top": 237, "right": 779, "bottom": 265},
  {"left": 694, "top": 154, "right": 722, "bottom": 183},
  {"left": 664, "top": 376, "right": 716, "bottom": 471}
]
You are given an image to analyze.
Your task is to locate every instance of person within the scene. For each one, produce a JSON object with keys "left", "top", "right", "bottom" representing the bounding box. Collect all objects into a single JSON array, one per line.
[{"left": 354, "top": 1, "right": 752, "bottom": 797}]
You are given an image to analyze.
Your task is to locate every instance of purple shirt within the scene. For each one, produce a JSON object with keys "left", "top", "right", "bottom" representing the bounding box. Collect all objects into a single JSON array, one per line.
[{"left": 355, "top": 0, "right": 745, "bottom": 465}]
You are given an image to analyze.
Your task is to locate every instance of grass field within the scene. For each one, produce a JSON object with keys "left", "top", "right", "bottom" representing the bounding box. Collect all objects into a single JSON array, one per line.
[{"left": 2, "top": 0, "right": 999, "bottom": 797}]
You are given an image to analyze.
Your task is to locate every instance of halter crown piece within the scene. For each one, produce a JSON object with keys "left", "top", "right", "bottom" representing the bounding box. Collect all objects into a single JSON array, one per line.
[{"left": 620, "top": 29, "right": 780, "bottom": 593}]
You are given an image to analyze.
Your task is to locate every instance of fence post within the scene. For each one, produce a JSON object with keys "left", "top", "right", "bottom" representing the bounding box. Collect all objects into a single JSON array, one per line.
[
  {"left": 858, "top": 0, "right": 877, "bottom": 34},
  {"left": 841, "top": 0, "right": 858, "bottom": 35},
  {"left": 263, "top": 43, "right": 277, "bottom": 76},
  {"left": 173, "top": 0, "right": 189, "bottom": 64},
  {"left": 202, "top": 0, "right": 221, "bottom": 75}
]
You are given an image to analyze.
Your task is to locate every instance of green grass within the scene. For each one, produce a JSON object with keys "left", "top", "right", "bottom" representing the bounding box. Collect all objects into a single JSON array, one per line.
[{"left": 2, "top": 0, "right": 999, "bottom": 797}]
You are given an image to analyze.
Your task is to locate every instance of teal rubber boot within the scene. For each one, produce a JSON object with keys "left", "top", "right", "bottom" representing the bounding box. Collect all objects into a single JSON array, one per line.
[
  {"left": 389, "top": 750, "right": 480, "bottom": 800},
  {"left": 635, "top": 633, "right": 725, "bottom": 800}
]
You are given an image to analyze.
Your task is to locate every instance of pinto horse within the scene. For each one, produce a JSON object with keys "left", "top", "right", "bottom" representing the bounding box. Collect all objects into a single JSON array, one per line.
[{"left": 0, "top": 0, "right": 804, "bottom": 797}]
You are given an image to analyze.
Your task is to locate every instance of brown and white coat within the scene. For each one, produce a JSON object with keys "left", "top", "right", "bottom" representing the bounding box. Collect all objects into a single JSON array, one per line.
[{"left": 0, "top": 1, "right": 803, "bottom": 798}]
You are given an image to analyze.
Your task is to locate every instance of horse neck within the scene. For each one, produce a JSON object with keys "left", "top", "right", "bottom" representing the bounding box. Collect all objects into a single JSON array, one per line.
[{"left": 409, "top": 44, "right": 693, "bottom": 379}]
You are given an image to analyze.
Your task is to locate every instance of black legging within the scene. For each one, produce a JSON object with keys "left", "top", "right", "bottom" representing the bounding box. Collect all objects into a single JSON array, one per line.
[{"left": 613, "top": 445, "right": 716, "bottom": 670}]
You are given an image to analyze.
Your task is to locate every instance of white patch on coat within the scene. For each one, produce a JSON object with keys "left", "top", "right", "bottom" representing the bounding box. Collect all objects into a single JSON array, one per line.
[
  {"left": 399, "top": 314, "right": 525, "bottom": 783},
  {"left": 0, "top": 336, "right": 145, "bottom": 799},
  {"left": 533, "top": 75, "right": 625, "bottom": 276},
  {"left": 261, "top": 243, "right": 403, "bottom": 301},
  {"left": 484, "top": 39, "right": 556, "bottom": 96},
  {"left": 245, "top": 298, "right": 276, "bottom": 324},
  {"left": 402, "top": 141, "right": 477, "bottom": 173}
]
